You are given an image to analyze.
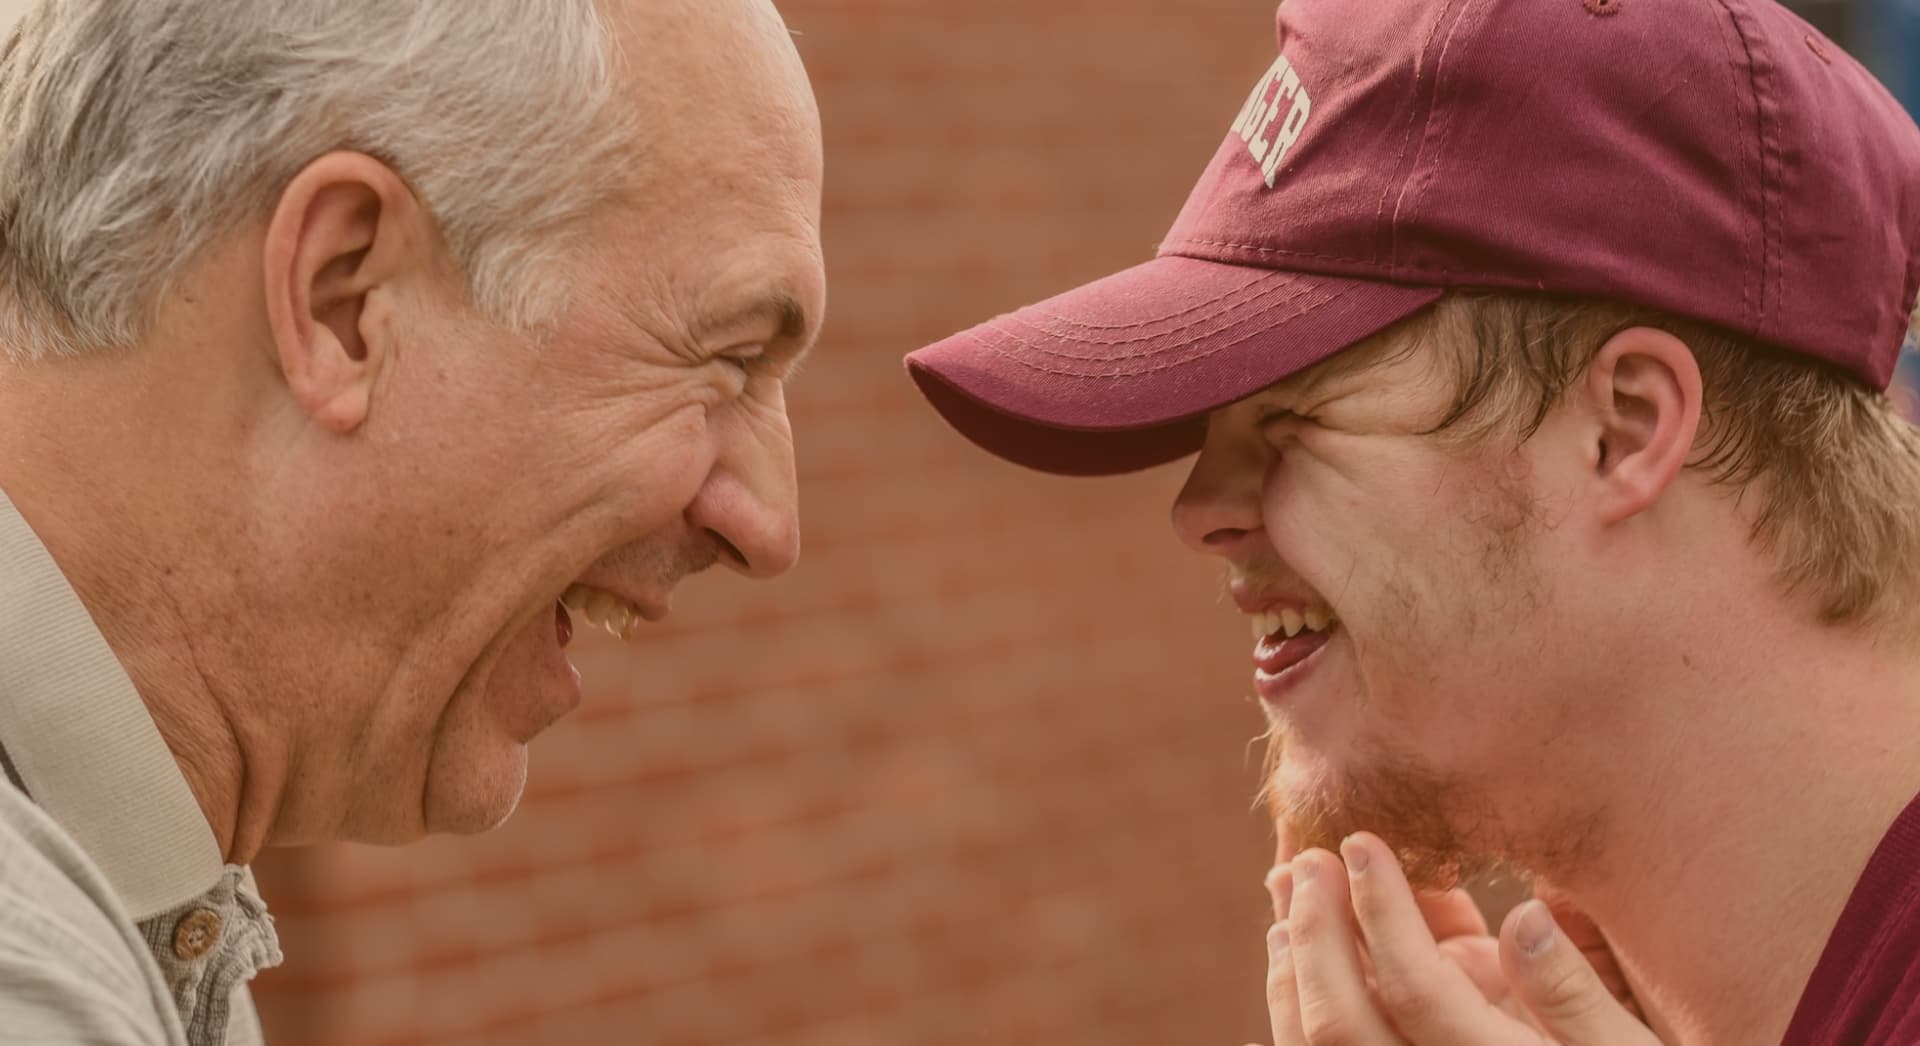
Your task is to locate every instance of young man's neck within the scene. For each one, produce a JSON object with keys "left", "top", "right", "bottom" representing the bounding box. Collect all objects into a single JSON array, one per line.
[{"left": 1536, "top": 618, "right": 1920, "bottom": 1045}]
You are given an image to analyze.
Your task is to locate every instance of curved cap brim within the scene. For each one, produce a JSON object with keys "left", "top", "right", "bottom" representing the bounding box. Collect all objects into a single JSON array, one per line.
[{"left": 905, "top": 255, "right": 1444, "bottom": 476}]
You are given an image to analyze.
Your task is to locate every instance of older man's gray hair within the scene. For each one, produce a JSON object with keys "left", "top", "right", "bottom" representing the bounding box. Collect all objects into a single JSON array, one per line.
[{"left": 0, "top": 0, "right": 633, "bottom": 360}]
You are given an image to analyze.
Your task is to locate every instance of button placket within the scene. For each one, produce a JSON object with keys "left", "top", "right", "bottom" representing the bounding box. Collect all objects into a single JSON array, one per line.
[{"left": 172, "top": 908, "right": 223, "bottom": 962}]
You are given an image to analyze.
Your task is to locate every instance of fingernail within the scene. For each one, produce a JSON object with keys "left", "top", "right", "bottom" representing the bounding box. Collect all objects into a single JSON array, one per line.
[
  {"left": 1292, "top": 855, "right": 1314, "bottom": 888},
  {"left": 1268, "top": 922, "right": 1290, "bottom": 958},
  {"left": 1340, "top": 835, "right": 1369, "bottom": 876},
  {"left": 1515, "top": 900, "right": 1557, "bottom": 958},
  {"left": 1271, "top": 861, "right": 1294, "bottom": 917}
]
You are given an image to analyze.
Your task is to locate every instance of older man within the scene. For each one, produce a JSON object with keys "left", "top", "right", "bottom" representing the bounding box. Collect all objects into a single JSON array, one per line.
[
  {"left": 0, "top": 0, "right": 822, "bottom": 1042},
  {"left": 909, "top": 0, "right": 1920, "bottom": 1043}
]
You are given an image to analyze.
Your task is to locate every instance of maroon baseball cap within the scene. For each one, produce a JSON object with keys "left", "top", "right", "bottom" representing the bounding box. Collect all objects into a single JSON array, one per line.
[{"left": 906, "top": 0, "right": 1920, "bottom": 476}]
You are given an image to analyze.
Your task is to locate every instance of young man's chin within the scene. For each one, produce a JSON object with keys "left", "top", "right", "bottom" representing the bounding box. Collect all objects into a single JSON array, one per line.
[{"left": 1269, "top": 752, "right": 1491, "bottom": 890}]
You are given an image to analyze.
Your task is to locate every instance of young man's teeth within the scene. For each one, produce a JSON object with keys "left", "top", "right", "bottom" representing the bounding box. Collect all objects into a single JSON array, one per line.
[
  {"left": 1281, "top": 609, "right": 1305, "bottom": 637},
  {"left": 1250, "top": 607, "right": 1338, "bottom": 641},
  {"left": 1252, "top": 611, "right": 1284, "bottom": 640}
]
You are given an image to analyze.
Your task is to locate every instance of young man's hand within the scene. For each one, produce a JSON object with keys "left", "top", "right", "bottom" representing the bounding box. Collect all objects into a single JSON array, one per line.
[{"left": 1257, "top": 832, "right": 1659, "bottom": 1045}]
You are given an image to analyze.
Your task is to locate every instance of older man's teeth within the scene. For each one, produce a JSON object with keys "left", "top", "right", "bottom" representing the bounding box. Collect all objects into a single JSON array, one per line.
[
  {"left": 560, "top": 583, "right": 640, "bottom": 641},
  {"left": 1304, "top": 608, "right": 1330, "bottom": 632},
  {"left": 587, "top": 591, "right": 620, "bottom": 626},
  {"left": 1281, "top": 609, "right": 1305, "bottom": 638}
]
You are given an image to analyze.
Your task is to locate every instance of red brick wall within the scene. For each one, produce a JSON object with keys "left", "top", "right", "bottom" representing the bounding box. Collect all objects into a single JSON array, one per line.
[{"left": 253, "top": 3, "right": 1281, "bottom": 1042}]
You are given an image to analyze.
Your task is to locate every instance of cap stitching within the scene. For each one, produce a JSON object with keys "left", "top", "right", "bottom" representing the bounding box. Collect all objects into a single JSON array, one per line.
[
  {"left": 1003, "top": 277, "right": 1325, "bottom": 355},
  {"left": 1699, "top": 2, "right": 1759, "bottom": 329},
  {"left": 1708, "top": 0, "right": 1772, "bottom": 334},
  {"left": 1173, "top": 237, "right": 1415, "bottom": 267},
  {"left": 973, "top": 283, "right": 1361, "bottom": 379},
  {"left": 1019, "top": 274, "right": 1313, "bottom": 342},
  {"left": 1731, "top": 0, "right": 1783, "bottom": 334},
  {"left": 1022, "top": 270, "right": 1302, "bottom": 332},
  {"left": 1172, "top": 237, "right": 1467, "bottom": 280},
  {"left": 1402, "top": 0, "right": 1487, "bottom": 254},
  {"left": 1378, "top": 0, "right": 1458, "bottom": 266}
]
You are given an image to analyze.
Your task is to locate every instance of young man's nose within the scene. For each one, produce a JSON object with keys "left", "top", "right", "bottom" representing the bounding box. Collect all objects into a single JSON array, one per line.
[{"left": 1171, "top": 414, "right": 1270, "bottom": 556}]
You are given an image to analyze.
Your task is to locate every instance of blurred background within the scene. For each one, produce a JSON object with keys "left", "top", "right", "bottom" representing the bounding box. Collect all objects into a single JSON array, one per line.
[{"left": 0, "top": 0, "right": 1907, "bottom": 1043}]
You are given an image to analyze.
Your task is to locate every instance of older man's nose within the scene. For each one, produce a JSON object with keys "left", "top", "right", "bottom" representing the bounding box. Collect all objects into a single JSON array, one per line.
[{"left": 688, "top": 464, "right": 800, "bottom": 579}]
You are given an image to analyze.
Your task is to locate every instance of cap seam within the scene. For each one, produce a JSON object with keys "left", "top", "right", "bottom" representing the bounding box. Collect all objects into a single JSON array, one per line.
[
  {"left": 1170, "top": 237, "right": 1472, "bottom": 283},
  {"left": 1400, "top": 0, "right": 1487, "bottom": 265},
  {"left": 1710, "top": 0, "right": 1777, "bottom": 335},
  {"left": 1000, "top": 277, "right": 1327, "bottom": 359},
  {"left": 973, "top": 283, "right": 1362, "bottom": 380},
  {"left": 1022, "top": 270, "right": 1301, "bottom": 333},
  {"left": 1745, "top": 0, "right": 1786, "bottom": 337},
  {"left": 1379, "top": 0, "right": 1458, "bottom": 268},
  {"left": 1012, "top": 276, "right": 1321, "bottom": 351}
]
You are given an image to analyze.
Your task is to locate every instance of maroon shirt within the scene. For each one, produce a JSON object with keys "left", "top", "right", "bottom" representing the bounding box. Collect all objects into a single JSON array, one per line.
[{"left": 1781, "top": 790, "right": 1920, "bottom": 1045}]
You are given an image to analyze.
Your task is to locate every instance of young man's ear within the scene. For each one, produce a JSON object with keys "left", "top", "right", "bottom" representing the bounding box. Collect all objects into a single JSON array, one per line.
[
  {"left": 1580, "top": 326, "right": 1704, "bottom": 525},
  {"left": 261, "top": 151, "right": 425, "bottom": 434}
]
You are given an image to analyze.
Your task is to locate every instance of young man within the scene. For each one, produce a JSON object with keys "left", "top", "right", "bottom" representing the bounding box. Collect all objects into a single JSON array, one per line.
[{"left": 907, "top": 0, "right": 1920, "bottom": 1042}]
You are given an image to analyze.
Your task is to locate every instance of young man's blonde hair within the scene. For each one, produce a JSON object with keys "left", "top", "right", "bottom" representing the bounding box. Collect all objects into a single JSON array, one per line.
[{"left": 1404, "top": 293, "right": 1920, "bottom": 626}]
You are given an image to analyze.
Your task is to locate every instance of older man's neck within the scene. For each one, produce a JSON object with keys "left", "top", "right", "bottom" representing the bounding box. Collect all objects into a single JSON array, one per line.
[
  {"left": 1535, "top": 624, "right": 1920, "bottom": 1046},
  {"left": 0, "top": 352, "right": 287, "bottom": 867}
]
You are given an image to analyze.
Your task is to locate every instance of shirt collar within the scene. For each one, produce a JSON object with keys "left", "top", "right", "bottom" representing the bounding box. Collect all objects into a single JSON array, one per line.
[{"left": 0, "top": 486, "right": 224, "bottom": 919}]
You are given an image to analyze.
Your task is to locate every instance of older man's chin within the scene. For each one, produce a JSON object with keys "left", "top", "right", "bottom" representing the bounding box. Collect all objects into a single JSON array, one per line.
[
  {"left": 402, "top": 619, "right": 579, "bottom": 838},
  {"left": 418, "top": 739, "right": 532, "bottom": 838}
]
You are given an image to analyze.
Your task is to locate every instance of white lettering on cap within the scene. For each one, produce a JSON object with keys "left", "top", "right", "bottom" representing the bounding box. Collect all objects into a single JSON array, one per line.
[{"left": 1227, "top": 54, "right": 1314, "bottom": 189}]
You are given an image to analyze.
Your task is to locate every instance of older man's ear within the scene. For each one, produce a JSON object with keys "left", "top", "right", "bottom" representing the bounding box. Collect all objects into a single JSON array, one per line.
[{"left": 261, "top": 151, "right": 427, "bottom": 435}]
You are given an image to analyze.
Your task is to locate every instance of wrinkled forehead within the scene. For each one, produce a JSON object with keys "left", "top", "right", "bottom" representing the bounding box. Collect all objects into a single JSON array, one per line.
[{"left": 589, "top": 0, "right": 826, "bottom": 331}]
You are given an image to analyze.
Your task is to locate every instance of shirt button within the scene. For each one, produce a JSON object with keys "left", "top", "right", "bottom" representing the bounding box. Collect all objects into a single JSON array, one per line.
[{"left": 172, "top": 909, "right": 222, "bottom": 961}]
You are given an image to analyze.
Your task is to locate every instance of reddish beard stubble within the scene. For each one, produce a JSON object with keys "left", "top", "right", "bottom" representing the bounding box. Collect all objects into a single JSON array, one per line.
[{"left": 1246, "top": 441, "right": 1550, "bottom": 889}]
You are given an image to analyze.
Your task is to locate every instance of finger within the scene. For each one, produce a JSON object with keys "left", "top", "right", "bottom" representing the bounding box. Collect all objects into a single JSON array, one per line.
[
  {"left": 1268, "top": 861, "right": 1295, "bottom": 924},
  {"left": 1340, "top": 833, "right": 1503, "bottom": 1042},
  {"left": 1268, "top": 922, "right": 1306, "bottom": 1045},
  {"left": 1499, "top": 901, "right": 1660, "bottom": 1044},
  {"left": 1413, "top": 886, "right": 1489, "bottom": 942},
  {"left": 1277, "top": 821, "right": 1299, "bottom": 865},
  {"left": 1435, "top": 935, "right": 1507, "bottom": 1004},
  {"left": 1287, "top": 849, "right": 1403, "bottom": 1044},
  {"left": 1536, "top": 887, "right": 1636, "bottom": 1011}
]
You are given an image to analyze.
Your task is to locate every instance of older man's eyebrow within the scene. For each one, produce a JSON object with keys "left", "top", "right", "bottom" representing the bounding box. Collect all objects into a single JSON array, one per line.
[{"left": 693, "top": 292, "right": 810, "bottom": 345}]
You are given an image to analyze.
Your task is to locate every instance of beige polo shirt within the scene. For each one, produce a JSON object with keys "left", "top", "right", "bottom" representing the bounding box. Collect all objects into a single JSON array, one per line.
[{"left": 0, "top": 488, "right": 281, "bottom": 1045}]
